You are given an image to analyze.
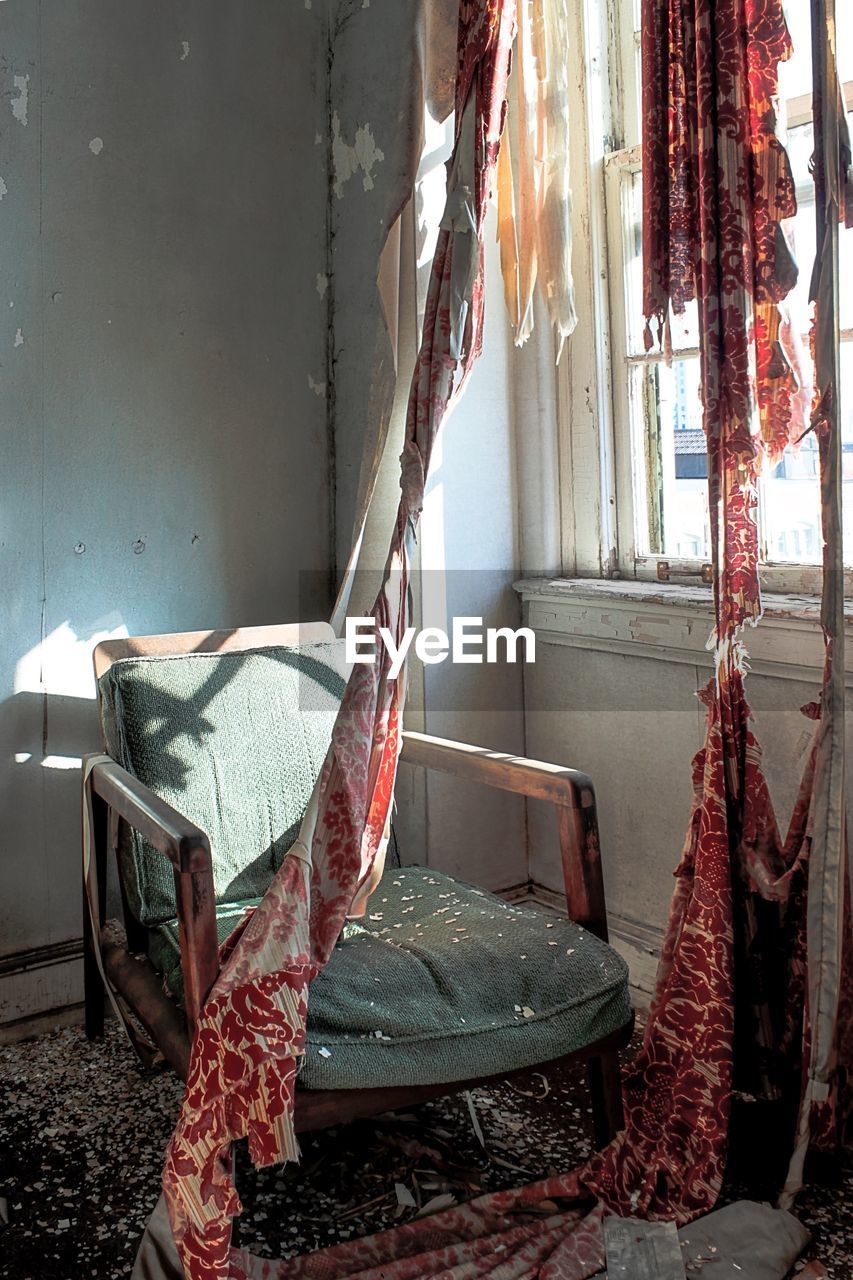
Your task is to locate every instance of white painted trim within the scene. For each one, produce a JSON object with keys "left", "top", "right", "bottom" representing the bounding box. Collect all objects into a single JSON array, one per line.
[
  {"left": 560, "top": 0, "right": 619, "bottom": 577},
  {"left": 514, "top": 577, "right": 849, "bottom": 684}
]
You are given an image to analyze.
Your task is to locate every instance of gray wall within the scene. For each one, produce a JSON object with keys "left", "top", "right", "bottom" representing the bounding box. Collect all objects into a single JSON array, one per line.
[
  {"left": 520, "top": 608, "right": 849, "bottom": 999},
  {"left": 1, "top": 0, "right": 331, "bottom": 1018}
]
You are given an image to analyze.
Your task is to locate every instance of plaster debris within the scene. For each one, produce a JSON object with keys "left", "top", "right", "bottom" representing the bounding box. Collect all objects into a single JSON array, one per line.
[
  {"left": 180, "top": 41, "right": 190, "bottom": 61},
  {"left": 0, "top": 1020, "right": 848, "bottom": 1277},
  {"left": 89, "top": 137, "right": 104, "bottom": 155},
  {"left": 13, "top": 328, "right": 24, "bottom": 348},
  {"left": 362, "top": 0, "right": 370, "bottom": 7},
  {"left": 316, "top": 273, "right": 329, "bottom": 299},
  {"left": 308, "top": 374, "right": 326, "bottom": 398},
  {"left": 0, "top": 177, "right": 7, "bottom": 201},
  {"left": 331, "top": 112, "right": 384, "bottom": 198},
  {"left": 10, "top": 74, "right": 29, "bottom": 126},
  {"left": 315, "top": 132, "right": 322, "bottom": 146},
  {"left": 395, "top": 1183, "right": 416, "bottom": 1208}
]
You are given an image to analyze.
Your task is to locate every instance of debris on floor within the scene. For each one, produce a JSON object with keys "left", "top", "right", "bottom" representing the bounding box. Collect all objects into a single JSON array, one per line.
[{"left": 0, "top": 1021, "right": 850, "bottom": 1279}]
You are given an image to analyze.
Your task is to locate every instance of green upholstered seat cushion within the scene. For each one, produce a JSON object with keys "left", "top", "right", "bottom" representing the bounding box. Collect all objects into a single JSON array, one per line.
[
  {"left": 99, "top": 641, "right": 349, "bottom": 926},
  {"left": 147, "top": 865, "right": 631, "bottom": 1090}
]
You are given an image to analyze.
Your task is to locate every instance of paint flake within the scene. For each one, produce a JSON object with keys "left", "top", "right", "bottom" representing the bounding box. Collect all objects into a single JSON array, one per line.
[
  {"left": 11, "top": 74, "right": 29, "bottom": 126},
  {"left": 14, "top": 327, "right": 24, "bottom": 348},
  {"left": 0, "top": 177, "right": 7, "bottom": 201},
  {"left": 315, "top": 273, "right": 329, "bottom": 299},
  {"left": 180, "top": 41, "right": 190, "bottom": 61},
  {"left": 331, "top": 112, "right": 384, "bottom": 198},
  {"left": 308, "top": 374, "right": 326, "bottom": 398},
  {"left": 89, "top": 137, "right": 104, "bottom": 155}
]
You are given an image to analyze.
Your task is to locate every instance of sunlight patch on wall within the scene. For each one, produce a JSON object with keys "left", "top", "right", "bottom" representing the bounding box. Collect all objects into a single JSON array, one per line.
[{"left": 14, "top": 619, "right": 129, "bottom": 701}]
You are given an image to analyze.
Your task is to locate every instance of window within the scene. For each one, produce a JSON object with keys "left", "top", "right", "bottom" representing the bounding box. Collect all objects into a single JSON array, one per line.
[{"left": 602, "top": 0, "right": 853, "bottom": 589}]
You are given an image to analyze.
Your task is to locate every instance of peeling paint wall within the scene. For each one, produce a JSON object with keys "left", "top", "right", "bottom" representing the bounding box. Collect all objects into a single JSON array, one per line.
[
  {"left": 0, "top": 0, "right": 331, "bottom": 1021},
  {"left": 323, "top": 0, "right": 425, "bottom": 577}
]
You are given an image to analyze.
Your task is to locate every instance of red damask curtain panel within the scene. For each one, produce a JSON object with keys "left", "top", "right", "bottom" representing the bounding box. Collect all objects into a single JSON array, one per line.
[{"left": 640, "top": 0, "right": 852, "bottom": 1208}]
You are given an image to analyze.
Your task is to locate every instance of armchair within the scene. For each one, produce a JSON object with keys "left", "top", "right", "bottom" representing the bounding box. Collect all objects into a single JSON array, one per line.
[{"left": 83, "top": 622, "right": 632, "bottom": 1147}]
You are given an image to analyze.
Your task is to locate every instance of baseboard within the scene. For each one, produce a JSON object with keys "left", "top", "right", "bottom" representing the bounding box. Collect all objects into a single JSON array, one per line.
[
  {"left": 498, "top": 881, "right": 536, "bottom": 904},
  {"left": 0, "top": 939, "right": 84, "bottom": 1039},
  {"left": 0, "top": 1001, "right": 84, "bottom": 1045},
  {"left": 518, "top": 882, "right": 664, "bottom": 1008}
]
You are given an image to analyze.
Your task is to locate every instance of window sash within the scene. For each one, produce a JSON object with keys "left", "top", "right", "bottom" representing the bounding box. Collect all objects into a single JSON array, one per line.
[{"left": 603, "top": 145, "right": 853, "bottom": 593}]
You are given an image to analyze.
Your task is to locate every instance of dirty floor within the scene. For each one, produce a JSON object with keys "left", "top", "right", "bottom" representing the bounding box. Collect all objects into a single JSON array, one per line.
[{"left": 0, "top": 1020, "right": 850, "bottom": 1279}]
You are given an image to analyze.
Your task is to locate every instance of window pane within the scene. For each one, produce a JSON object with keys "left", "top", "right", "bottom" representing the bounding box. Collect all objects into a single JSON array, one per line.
[
  {"left": 763, "top": 342, "right": 853, "bottom": 564},
  {"left": 779, "top": 0, "right": 813, "bottom": 102},
  {"left": 762, "top": 441, "right": 821, "bottom": 563},
  {"left": 632, "top": 357, "right": 711, "bottom": 558}
]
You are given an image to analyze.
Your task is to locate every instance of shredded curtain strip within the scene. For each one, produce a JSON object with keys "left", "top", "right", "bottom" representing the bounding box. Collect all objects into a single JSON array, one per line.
[
  {"left": 141, "top": 5, "right": 517, "bottom": 1278},
  {"left": 496, "top": 0, "right": 577, "bottom": 352},
  {"left": 138, "top": 1, "right": 853, "bottom": 1277}
]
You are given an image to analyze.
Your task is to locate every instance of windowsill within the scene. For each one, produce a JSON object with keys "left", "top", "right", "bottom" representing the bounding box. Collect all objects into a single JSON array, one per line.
[
  {"left": 513, "top": 575, "right": 851, "bottom": 619},
  {"left": 513, "top": 576, "right": 852, "bottom": 683}
]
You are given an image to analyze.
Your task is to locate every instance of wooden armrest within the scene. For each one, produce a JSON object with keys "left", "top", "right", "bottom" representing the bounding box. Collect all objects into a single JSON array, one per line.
[
  {"left": 400, "top": 731, "right": 594, "bottom": 809},
  {"left": 399, "top": 731, "right": 607, "bottom": 941},
  {"left": 84, "top": 753, "right": 219, "bottom": 1024},
  {"left": 85, "top": 756, "right": 211, "bottom": 872}
]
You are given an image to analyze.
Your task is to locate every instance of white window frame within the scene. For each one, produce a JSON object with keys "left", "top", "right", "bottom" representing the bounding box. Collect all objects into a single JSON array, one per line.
[{"left": 562, "top": 0, "right": 853, "bottom": 596}]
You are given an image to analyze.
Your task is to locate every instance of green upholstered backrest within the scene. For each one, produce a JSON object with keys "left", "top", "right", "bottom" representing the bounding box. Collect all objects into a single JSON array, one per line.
[{"left": 99, "top": 640, "right": 349, "bottom": 926}]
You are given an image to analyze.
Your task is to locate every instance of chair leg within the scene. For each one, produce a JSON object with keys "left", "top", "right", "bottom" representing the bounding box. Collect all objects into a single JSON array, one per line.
[
  {"left": 83, "top": 785, "right": 108, "bottom": 1041},
  {"left": 587, "top": 1049, "right": 624, "bottom": 1148},
  {"left": 83, "top": 895, "right": 105, "bottom": 1040}
]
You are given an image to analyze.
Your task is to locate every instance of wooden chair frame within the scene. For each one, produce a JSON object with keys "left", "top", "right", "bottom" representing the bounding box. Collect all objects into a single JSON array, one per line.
[{"left": 83, "top": 622, "right": 632, "bottom": 1147}]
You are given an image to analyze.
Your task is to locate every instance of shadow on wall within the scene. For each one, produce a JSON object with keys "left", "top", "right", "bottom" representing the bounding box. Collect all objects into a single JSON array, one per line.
[{"left": 0, "top": 625, "right": 352, "bottom": 966}]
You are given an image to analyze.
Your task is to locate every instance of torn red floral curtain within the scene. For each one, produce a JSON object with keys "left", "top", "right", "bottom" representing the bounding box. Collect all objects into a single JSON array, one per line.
[
  {"left": 139, "top": 5, "right": 517, "bottom": 1279},
  {"left": 641, "top": 0, "right": 852, "bottom": 1208}
]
